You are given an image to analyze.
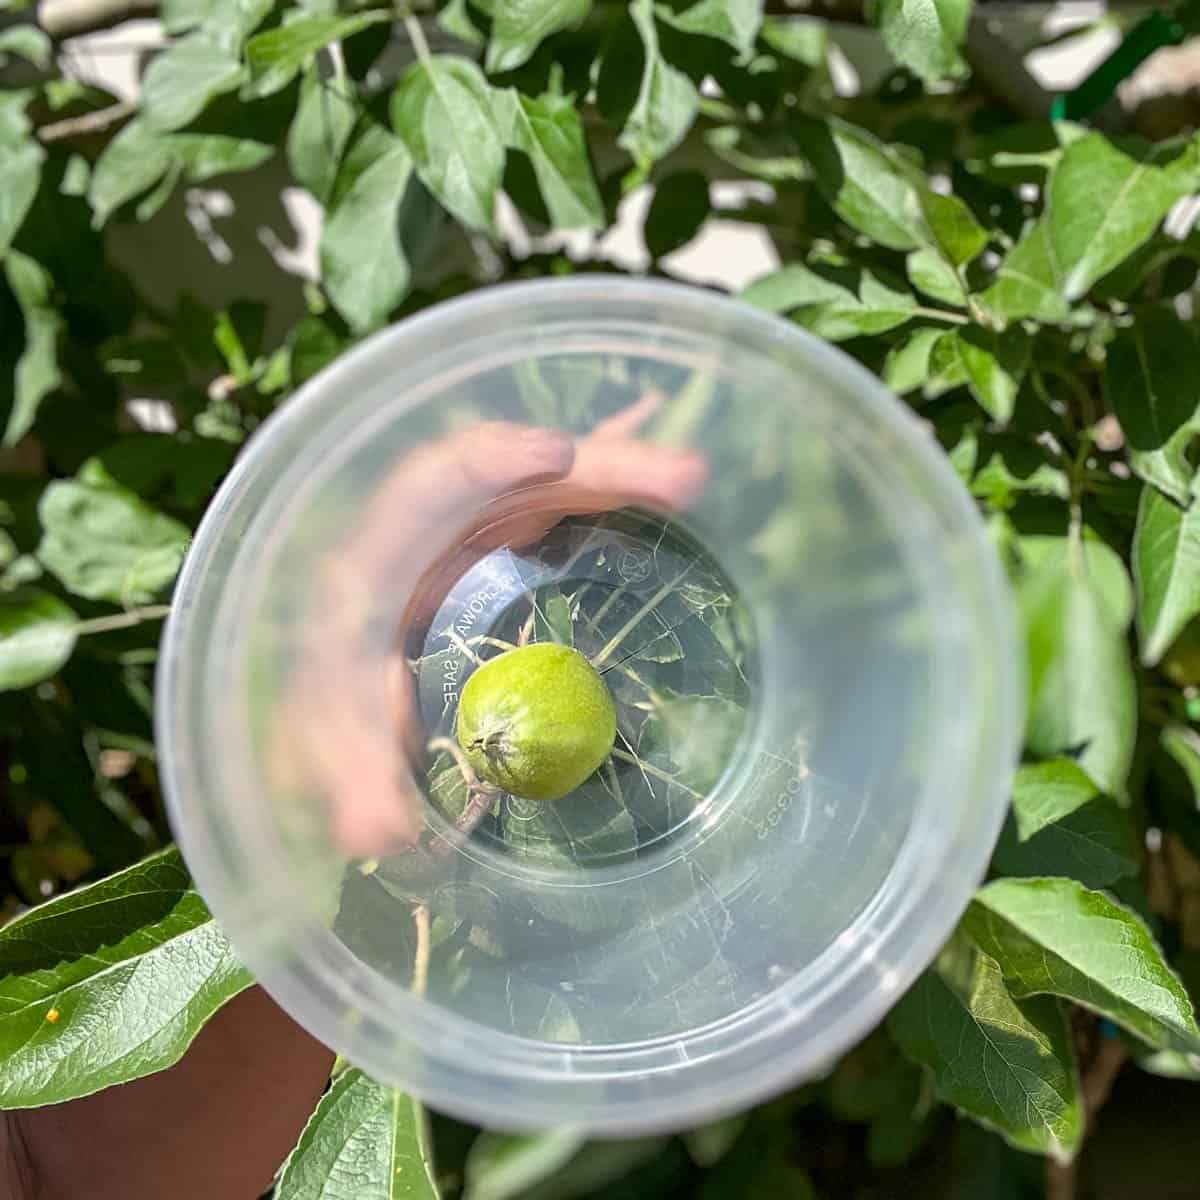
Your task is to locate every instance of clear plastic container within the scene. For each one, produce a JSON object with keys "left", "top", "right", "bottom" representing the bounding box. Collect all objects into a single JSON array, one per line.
[{"left": 157, "top": 277, "right": 1021, "bottom": 1134}]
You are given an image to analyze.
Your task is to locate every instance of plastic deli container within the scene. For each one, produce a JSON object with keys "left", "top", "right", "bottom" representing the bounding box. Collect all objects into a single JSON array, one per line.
[{"left": 158, "top": 277, "right": 1021, "bottom": 1134}]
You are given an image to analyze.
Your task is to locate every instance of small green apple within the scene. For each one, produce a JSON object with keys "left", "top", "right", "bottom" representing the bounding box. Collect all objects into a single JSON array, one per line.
[{"left": 455, "top": 643, "right": 616, "bottom": 801}]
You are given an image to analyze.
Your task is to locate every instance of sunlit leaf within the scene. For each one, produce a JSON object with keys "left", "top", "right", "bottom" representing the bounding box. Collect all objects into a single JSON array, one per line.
[
  {"left": 275, "top": 1068, "right": 440, "bottom": 1199},
  {"left": 245, "top": 12, "right": 392, "bottom": 98},
  {"left": 493, "top": 89, "right": 604, "bottom": 230},
  {"left": 617, "top": 0, "right": 699, "bottom": 167},
  {"left": 966, "top": 877, "right": 1200, "bottom": 1052},
  {"left": 321, "top": 129, "right": 415, "bottom": 332},
  {"left": 984, "top": 133, "right": 1200, "bottom": 323},
  {"left": 140, "top": 35, "right": 245, "bottom": 132},
  {"left": 991, "top": 759, "right": 1137, "bottom": 888},
  {"left": 391, "top": 55, "right": 505, "bottom": 234},
  {"left": 1013, "top": 534, "right": 1137, "bottom": 796},
  {"left": 3, "top": 250, "right": 63, "bottom": 445},
  {"left": 1133, "top": 479, "right": 1200, "bottom": 665},
  {"left": 486, "top": 0, "right": 592, "bottom": 74},
  {"left": 875, "top": 0, "right": 970, "bottom": 82},
  {"left": 890, "top": 929, "right": 1082, "bottom": 1162},
  {"left": 0, "top": 588, "right": 76, "bottom": 691},
  {"left": 658, "top": 0, "right": 764, "bottom": 55},
  {"left": 0, "top": 848, "right": 251, "bottom": 1107},
  {"left": 37, "top": 472, "right": 191, "bottom": 604}
]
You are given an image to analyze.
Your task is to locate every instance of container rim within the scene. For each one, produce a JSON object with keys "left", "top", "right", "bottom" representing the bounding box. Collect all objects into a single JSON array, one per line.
[{"left": 157, "top": 275, "right": 1023, "bottom": 1134}]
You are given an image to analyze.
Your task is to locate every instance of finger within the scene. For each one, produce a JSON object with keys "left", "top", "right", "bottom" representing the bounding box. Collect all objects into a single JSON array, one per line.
[
  {"left": 591, "top": 390, "right": 664, "bottom": 440},
  {"left": 278, "top": 645, "right": 425, "bottom": 858},
  {"left": 410, "top": 441, "right": 710, "bottom": 573},
  {"left": 566, "top": 437, "right": 709, "bottom": 510},
  {"left": 348, "top": 423, "right": 574, "bottom": 573}
]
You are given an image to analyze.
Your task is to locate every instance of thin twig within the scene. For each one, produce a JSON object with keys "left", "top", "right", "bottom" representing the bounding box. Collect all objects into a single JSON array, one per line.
[
  {"left": 411, "top": 904, "right": 430, "bottom": 997},
  {"left": 467, "top": 635, "right": 517, "bottom": 656},
  {"left": 518, "top": 605, "right": 535, "bottom": 648},
  {"left": 37, "top": 99, "right": 136, "bottom": 143},
  {"left": 912, "top": 306, "right": 970, "bottom": 326},
  {"left": 426, "top": 736, "right": 500, "bottom": 841},
  {"left": 441, "top": 625, "right": 482, "bottom": 665},
  {"left": 74, "top": 604, "right": 171, "bottom": 636},
  {"left": 610, "top": 747, "right": 704, "bottom": 800},
  {"left": 402, "top": 9, "right": 433, "bottom": 64},
  {"left": 1045, "top": 1035, "right": 1127, "bottom": 1200},
  {"left": 453, "top": 785, "right": 500, "bottom": 836},
  {"left": 37, "top": 0, "right": 158, "bottom": 40}
]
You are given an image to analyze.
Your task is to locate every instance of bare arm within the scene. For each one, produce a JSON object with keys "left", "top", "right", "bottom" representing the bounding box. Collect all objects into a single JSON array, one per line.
[{"left": 6, "top": 987, "right": 334, "bottom": 1200}]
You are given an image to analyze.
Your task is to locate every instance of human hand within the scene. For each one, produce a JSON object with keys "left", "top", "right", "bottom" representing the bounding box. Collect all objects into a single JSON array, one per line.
[{"left": 276, "top": 395, "right": 707, "bottom": 858}]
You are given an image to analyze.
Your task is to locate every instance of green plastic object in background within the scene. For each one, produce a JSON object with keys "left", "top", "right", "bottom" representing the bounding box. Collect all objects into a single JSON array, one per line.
[{"left": 1051, "top": 1, "right": 1200, "bottom": 121}]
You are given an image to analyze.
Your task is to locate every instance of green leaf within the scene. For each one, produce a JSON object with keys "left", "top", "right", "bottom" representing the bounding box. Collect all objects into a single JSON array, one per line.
[
  {"left": 969, "top": 441, "right": 1068, "bottom": 508},
  {"left": 0, "top": 847, "right": 251, "bottom": 1108},
  {"left": 949, "top": 328, "right": 1031, "bottom": 424},
  {"left": 494, "top": 89, "right": 604, "bottom": 230},
  {"left": 486, "top": 0, "right": 593, "bottom": 74},
  {"left": 0, "top": 588, "right": 76, "bottom": 691},
  {"left": 1013, "top": 534, "right": 1137, "bottom": 797},
  {"left": 618, "top": 0, "right": 700, "bottom": 167},
  {"left": 983, "top": 133, "right": 1200, "bottom": 323},
  {"left": 171, "top": 131, "right": 275, "bottom": 181},
  {"left": 883, "top": 326, "right": 942, "bottom": 394},
  {"left": 89, "top": 117, "right": 272, "bottom": 227},
  {"left": 991, "top": 759, "right": 1138, "bottom": 889},
  {"left": 140, "top": 35, "right": 245, "bottom": 132},
  {"left": 682, "top": 1115, "right": 748, "bottom": 1167},
  {"left": 1137, "top": 1048, "right": 1200, "bottom": 1080},
  {"left": 321, "top": 133, "right": 415, "bottom": 333},
  {"left": 276, "top": 1068, "right": 440, "bottom": 1200},
  {"left": 1133, "top": 481, "right": 1200, "bottom": 665},
  {"left": 658, "top": 0, "right": 764, "bottom": 55},
  {"left": 740, "top": 262, "right": 916, "bottom": 340},
  {"left": 1130, "top": 417, "right": 1200, "bottom": 507},
  {"left": 921, "top": 189, "right": 988, "bottom": 265},
  {"left": 1161, "top": 724, "right": 1200, "bottom": 809},
  {"left": 470, "top": 1138, "right": 666, "bottom": 1200},
  {"left": 162, "top": 0, "right": 214, "bottom": 33},
  {"left": 925, "top": 188, "right": 987, "bottom": 260},
  {"left": 644, "top": 169, "right": 709, "bottom": 258},
  {"left": 922, "top": 332, "right": 969, "bottom": 398},
  {"left": 760, "top": 15, "right": 827, "bottom": 66},
  {"left": 288, "top": 71, "right": 359, "bottom": 205},
  {"left": 245, "top": 12, "right": 392, "bottom": 99},
  {"left": 463, "top": 1129, "right": 588, "bottom": 1200},
  {"left": 87, "top": 120, "right": 176, "bottom": 226},
  {"left": 0, "top": 26, "right": 51, "bottom": 69},
  {"left": 3, "top": 250, "right": 63, "bottom": 445},
  {"left": 37, "top": 474, "right": 191, "bottom": 604},
  {"left": 291, "top": 312, "right": 346, "bottom": 384},
  {"left": 876, "top": 0, "right": 970, "bottom": 83},
  {"left": 791, "top": 116, "right": 928, "bottom": 252},
  {"left": 1107, "top": 307, "right": 1200, "bottom": 454},
  {"left": 889, "top": 930, "right": 1082, "bottom": 1162},
  {"left": 161, "top": 0, "right": 275, "bottom": 48},
  {"left": 697, "top": 1112, "right": 815, "bottom": 1199},
  {"left": 965, "top": 877, "right": 1200, "bottom": 1053},
  {"left": 906, "top": 247, "right": 964, "bottom": 306},
  {"left": 391, "top": 55, "right": 504, "bottom": 234},
  {"left": 439, "top": 0, "right": 486, "bottom": 47},
  {"left": 0, "top": 126, "right": 43, "bottom": 260},
  {"left": 533, "top": 585, "right": 574, "bottom": 646}
]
